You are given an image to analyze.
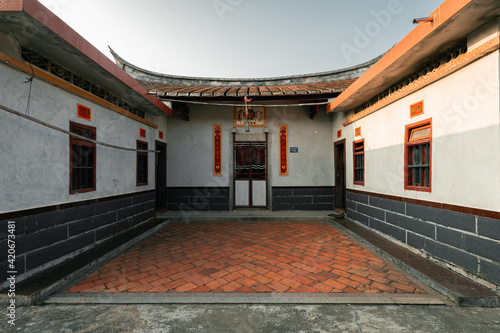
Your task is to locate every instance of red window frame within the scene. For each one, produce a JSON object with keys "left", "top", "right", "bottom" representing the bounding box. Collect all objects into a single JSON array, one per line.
[
  {"left": 70, "top": 122, "right": 96, "bottom": 194},
  {"left": 137, "top": 140, "right": 148, "bottom": 186},
  {"left": 353, "top": 139, "right": 365, "bottom": 186},
  {"left": 404, "top": 118, "right": 432, "bottom": 192}
]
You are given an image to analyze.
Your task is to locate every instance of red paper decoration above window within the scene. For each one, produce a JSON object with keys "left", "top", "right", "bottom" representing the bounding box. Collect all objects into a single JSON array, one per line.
[
  {"left": 77, "top": 104, "right": 91, "bottom": 121},
  {"left": 410, "top": 101, "right": 424, "bottom": 117}
]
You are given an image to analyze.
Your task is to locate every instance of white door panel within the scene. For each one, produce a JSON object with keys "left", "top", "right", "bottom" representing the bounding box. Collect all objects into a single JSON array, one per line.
[
  {"left": 235, "top": 180, "right": 250, "bottom": 206},
  {"left": 252, "top": 181, "right": 267, "bottom": 206}
]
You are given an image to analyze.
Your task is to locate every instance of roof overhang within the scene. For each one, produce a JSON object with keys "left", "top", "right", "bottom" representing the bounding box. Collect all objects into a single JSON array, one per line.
[
  {"left": 327, "top": 0, "right": 500, "bottom": 113},
  {"left": 0, "top": 0, "right": 172, "bottom": 116}
]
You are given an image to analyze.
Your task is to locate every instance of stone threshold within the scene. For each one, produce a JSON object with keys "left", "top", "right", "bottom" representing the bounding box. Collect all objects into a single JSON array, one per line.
[
  {"left": 45, "top": 292, "right": 447, "bottom": 305},
  {"left": 158, "top": 210, "right": 333, "bottom": 223}
]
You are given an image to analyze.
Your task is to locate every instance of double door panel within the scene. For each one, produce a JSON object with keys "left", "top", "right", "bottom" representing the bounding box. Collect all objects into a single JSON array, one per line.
[{"left": 234, "top": 142, "right": 267, "bottom": 208}]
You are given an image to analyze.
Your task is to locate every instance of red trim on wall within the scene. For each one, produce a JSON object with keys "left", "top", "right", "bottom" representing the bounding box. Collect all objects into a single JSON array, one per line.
[
  {"left": 348, "top": 188, "right": 500, "bottom": 220},
  {"left": 0, "top": 51, "right": 159, "bottom": 129},
  {"left": 18, "top": 0, "right": 172, "bottom": 117},
  {"left": 1, "top": 0, "right": 23, "bottom": 11},
  {"left": 404, "top": 118, "right": 432, "bottom": 192},
  {"left": 342, "top": 36, "right": 500, "bottom": 126},
  {"left": 327, "top": 0, "right": 474, "bottom": 113}
]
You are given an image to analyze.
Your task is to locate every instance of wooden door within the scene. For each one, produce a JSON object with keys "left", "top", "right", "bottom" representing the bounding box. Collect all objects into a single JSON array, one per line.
[
  {"left": 155, "top": 141, "right": 167, "bottom": 213},
  {"left": 234, "top": 141, "right": 268, "bottom": 208},
  {"left": 334, "top": 139, "right": 346, "bottom": 211}
]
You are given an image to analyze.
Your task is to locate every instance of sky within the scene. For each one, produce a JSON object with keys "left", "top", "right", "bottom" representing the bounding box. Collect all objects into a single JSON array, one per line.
[{"left": 38, "top": 0, "right": 443, "bottom": 78}]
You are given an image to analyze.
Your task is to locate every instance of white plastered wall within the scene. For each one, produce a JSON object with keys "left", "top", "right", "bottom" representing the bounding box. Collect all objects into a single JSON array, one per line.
[
  {"left": 335, "top": 49, "right": 500, "bottom": 211},
  {"left": 166, "top": 103, "right": 334, "bottom": 188},
  {"left": 0, "top": 62, "right": 158, "bottom": 213},
  {"left": 268, "top": 105, "right": 334, "bottom": 187},
  {"left": 166, "top": 104, "right": 232, "bottom": 188},
  {"left": 152, "top": 114, "right": 168, "bottom": 144}
]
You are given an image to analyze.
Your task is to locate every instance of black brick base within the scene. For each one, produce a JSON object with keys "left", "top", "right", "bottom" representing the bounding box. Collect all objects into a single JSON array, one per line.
[
  {"left": 0, "top": 191, "right": 155, "bottom": 290},
  {"left": 167, "top": 187, "right": 230, "bottom": 211},
  {"left": 346, "top": 190, "right": 500, "bottom": 287},
  {"left": 272, "top": 187, "right": 334, "bottom": 211}
]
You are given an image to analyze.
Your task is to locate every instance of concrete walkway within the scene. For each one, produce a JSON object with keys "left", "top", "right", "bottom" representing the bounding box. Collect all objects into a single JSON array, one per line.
[{"left": 2, "top": 304, "right": 500, "bottom": 332}]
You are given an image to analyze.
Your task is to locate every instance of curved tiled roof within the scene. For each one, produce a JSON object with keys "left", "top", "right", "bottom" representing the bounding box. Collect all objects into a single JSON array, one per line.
[
  {"left": 139, "top": 80, "right": 357, "bottom": 98},
  {"left": 110, "top": 48, "right": 383, "bottom": 99}
]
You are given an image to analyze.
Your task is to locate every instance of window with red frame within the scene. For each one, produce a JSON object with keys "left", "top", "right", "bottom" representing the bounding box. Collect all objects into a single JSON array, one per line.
[
  {"left": 70, "top": 122, "right": 96, "bottom": 194},
  {"left": 353, "top": 139, "right": 364, "bottom": 185},
  {"left": 405, "top": 119, "right": 431, "bottom": 191},
  {"left": 137, "top": 141, "right": 148, "bottom": 186}
]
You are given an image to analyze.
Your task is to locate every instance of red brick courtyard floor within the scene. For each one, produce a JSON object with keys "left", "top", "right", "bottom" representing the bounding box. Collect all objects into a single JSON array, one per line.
[{"left": 67, "top": 222, "right": 428, "bottom": 294}]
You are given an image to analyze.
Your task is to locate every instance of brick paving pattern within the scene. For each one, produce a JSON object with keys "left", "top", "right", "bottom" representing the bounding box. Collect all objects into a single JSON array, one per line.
[{"left": 68, "top": 222, "right": 427, "bottom": 294}]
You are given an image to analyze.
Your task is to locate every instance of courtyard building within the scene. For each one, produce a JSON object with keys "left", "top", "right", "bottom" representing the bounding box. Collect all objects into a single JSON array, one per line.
[{"left": 0, "top": 0, "right": 499, "bottom": 299}]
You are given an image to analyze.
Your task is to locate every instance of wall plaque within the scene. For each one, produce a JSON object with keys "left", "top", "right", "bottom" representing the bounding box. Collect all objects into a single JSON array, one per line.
[{"left": 234, "top": 106, "right": 266, "bottom": 127}]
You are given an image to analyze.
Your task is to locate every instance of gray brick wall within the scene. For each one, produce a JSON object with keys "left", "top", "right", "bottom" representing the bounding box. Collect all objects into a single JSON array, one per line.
[
  {"left": 167, "top": 187, "right": 230, "bottom": 211},
  {"left": 0, "top": 191, "right": 155, "bottom": 289},
  {"left": 272, "top": 187, "right": 334, "bottom": 211},
  {"left": 346, "top": 190, "right": 500, "bottom": 287}
]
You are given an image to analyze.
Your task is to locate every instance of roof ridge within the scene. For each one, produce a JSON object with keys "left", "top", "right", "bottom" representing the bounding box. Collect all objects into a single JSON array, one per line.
[{"left": 109, "top": 46, "right": 384, "bottom": 85}]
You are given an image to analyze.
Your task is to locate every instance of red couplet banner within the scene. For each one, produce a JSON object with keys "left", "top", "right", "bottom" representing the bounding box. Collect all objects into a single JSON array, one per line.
[
  {"left": 279, "top": 124, "right": 288, "bottom": 176},
  {"left": 213, "top": 125, "right": 222, "bottom": 176}
]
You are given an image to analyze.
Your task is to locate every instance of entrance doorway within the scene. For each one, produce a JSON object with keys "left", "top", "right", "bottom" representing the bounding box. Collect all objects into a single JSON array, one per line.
[
  {"left": 334, "top": 139, "right": 346, "bottom": 211},
  {"left": 155, "top": 141, "right": 167, "bottom": 213},
  {"left": 233, "top": 140, "right": 268, "bottom": 208}
]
